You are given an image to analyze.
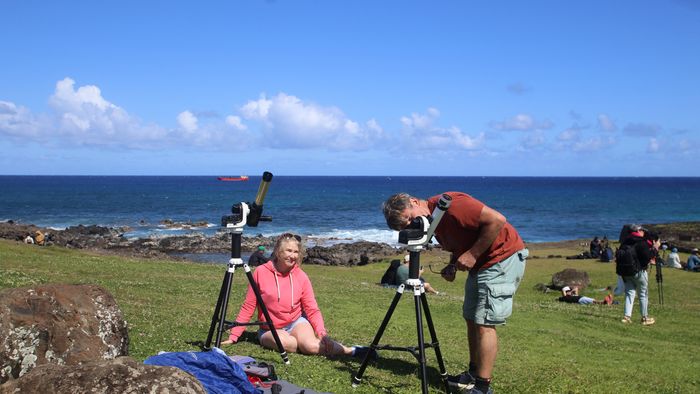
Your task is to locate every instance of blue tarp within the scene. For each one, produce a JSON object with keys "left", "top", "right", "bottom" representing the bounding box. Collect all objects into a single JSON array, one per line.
[{"left": 144, "top": 348, "right": 260, "bottom": 394}]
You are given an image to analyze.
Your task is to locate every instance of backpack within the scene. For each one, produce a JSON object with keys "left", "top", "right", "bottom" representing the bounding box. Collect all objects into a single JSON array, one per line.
[
  {"left": 600, "top": 247, "right": 614, "bottom": 262},
  {"left": 616, "top": 239, "right": 641, "bottom": 276},
  {"left": 380, "top": 259, "right": 401, "bottom": 285}
]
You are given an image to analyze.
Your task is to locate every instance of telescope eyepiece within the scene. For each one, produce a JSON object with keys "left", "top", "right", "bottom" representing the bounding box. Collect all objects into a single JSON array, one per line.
[{"left": 437, "top": 194, "right": 452, "bottom": 211}]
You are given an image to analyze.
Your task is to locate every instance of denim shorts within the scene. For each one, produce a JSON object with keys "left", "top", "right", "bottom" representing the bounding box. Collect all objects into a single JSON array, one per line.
[
  {"left": 463, "top": 249, "right": 528, "bottom": 325},
  {"left": 257, "top": 316, "right": 310, "bottom": 342}
]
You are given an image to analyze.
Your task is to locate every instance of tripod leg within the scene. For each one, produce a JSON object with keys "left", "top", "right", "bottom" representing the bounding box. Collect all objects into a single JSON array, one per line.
[
  {"left": 205, "top": 267, "right": 233, "bottom": 349},
  {"left": 214, "top": 265, "right": 236, "bottom": 347},
  {"left": 244, "top": 269, "right": 290, "bottom": 364},
  {"left": 352, "top": 284, "right": 405, "bottom": 387},
  {"left": 421, "top": 292, "right": 449, "bottom": 393},
  {"left": 413, "top": 285, "right": 429, "bottom": 394}
]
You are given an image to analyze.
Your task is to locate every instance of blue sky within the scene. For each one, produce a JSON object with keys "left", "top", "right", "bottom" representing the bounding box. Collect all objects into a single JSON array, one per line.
[{"left": 1, "top": 0, "right": 698, "bottom": 176}]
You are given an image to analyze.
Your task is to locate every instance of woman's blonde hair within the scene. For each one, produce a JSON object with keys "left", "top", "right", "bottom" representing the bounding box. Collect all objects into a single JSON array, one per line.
[{"left": 273, "top": 233, "right": 304, "bottom": 265}]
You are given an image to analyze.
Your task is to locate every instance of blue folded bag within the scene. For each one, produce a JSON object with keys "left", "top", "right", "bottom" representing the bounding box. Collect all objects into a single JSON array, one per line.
[{"left": 144, "top": 347, "right": 260, "bottom": 394}]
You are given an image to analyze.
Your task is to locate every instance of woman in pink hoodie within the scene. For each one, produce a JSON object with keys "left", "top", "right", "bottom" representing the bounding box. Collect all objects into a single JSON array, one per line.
[{"left": 222, "top": 233, "right": 376, "bottom": 359}]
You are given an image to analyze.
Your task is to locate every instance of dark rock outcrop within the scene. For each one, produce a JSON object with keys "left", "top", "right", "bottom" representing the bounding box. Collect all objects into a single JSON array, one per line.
[
  {"left": 304, "top": 241, "right": 397, "bottom": 266},
  {"left": 551, "top": 268, "right": 590, "bottom": 290},
  {"left": 0, "top": 357, "right": 206, "bottom": 394},
  {"left": 0, "top": 284, "right": 129, "bottom": 383}
]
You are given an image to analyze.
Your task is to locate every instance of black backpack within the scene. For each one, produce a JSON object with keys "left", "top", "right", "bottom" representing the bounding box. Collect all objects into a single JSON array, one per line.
[
  {"left": 616, "top": 238, "right": 641, "bottom": 276},
  {"left": 380, "top": 259, "right": 401, "bottom": 285}
]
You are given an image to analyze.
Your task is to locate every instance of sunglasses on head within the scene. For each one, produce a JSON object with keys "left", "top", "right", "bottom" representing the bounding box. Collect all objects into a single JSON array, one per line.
[{"left": 280, "top": 233, "right": 302, "bottom": 242}]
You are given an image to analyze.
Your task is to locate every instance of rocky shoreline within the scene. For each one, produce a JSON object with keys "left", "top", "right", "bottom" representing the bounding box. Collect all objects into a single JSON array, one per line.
[
  {"left": 0, "top": 221, "right": 399, "bottom": 266},
  {"left": 2, "top": 220, "right": 699, "bottom": 266}
]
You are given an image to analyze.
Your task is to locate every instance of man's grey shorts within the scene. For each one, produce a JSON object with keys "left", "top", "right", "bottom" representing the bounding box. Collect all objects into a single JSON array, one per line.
[{"left": 463, "top": 249, "right": 528, "bottom": 326}]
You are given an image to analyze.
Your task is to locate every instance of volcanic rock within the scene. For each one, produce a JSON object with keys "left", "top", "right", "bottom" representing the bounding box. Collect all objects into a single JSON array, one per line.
[
  {"left": 551, "top": 268, "right": 591, "bottom": 290},
  {"left": 0, "top": 357, "right": 205, "bottom": 394},
  {"left": 304, "top": 241, "right": 397, "bottom": 266},
  {"left": 0, "top": 284, "right": 129, "bottom": 383}
]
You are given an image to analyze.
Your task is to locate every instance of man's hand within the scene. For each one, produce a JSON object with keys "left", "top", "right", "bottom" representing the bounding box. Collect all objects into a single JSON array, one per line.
[
  {"left": 456, "top": 251, "right": 477, "bottom": 271},
  {"left": 220, "top": 339, "right": 235, "bottom": 345},
  {"left": 440, "top": 263, "right": 457, "bottom": 282}
]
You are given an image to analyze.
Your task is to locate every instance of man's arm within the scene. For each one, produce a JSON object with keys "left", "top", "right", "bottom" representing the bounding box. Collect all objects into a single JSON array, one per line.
[{"left": 455, "top": 205, "right": 506, "bottom": 271}]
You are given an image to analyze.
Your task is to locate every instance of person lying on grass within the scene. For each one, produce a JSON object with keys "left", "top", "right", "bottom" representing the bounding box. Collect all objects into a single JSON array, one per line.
[
  {"left": 558, "top": 286, "right": 613, "bottom": 305},
  {"left": 221, "top": 232, "right": 376, "bottom": 360}
]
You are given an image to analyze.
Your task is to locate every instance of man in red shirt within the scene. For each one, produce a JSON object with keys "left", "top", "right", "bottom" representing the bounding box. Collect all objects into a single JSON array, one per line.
[{"left": 383, "top": 192, "right": 528, "bottom": 394}]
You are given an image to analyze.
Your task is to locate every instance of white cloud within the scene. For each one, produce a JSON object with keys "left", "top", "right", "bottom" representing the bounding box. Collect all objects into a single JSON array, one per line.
[
  {"left": 0, "top": 100, "right": 44, "bottom": 138},
  {"left": 225, "top": 115, "right": 247, "bottom": 130},
  {"left": 47, "top": 77, "right": 167, "bottom": 146},
  {"left": 0, "top": 78, "right": 255, "bottom": 150},
  {"left": 520, "top": 130, "right": 546, "bottom": 150},
  {"left": 177, "top": 110, "right": 198, "bottom": 132},
  {"left": 597, "top": 114, "right": 617, "bottom": 132},
  {"left": 400, "top": 108, "right": 484, "bottom": 150},
  {"left": 490, "top": 113, "right": 553, "bottom": 131},
  {"left": 647, "top": 138, "right": 660, "bottom": 153},
  {"left": 239, "top": 93, "right": 384, "bottom": 150},
  {"left": 558, "top": 128, "right": 579, "bottom": 142},
  {"left": 572, "top": 136, "right": 614, "bottom": 152}
]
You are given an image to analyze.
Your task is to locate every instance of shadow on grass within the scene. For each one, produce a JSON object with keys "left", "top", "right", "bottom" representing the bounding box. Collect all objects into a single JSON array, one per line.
[
  {"left": 334, "top": 352, "right": 449, "bottom": 393},
  {"left": 185, "top": 331, "right": 259, "bottom": 351}
]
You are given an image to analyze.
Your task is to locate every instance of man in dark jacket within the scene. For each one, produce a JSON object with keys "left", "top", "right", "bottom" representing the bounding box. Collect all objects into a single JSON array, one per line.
[
  {"left": 619, "top": 225, "right": 659, "bottom": 325},
  {"left": 248, "top": 245, "right": 268, "bottom": 267}
]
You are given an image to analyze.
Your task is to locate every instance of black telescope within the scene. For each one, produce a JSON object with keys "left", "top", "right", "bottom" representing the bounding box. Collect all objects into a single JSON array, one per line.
[
  {"left": 206, "top": 171, "right": 289, "bottom": 365},
  {"left": 221, "top": 171, "right": 273, "bottom": 227}
]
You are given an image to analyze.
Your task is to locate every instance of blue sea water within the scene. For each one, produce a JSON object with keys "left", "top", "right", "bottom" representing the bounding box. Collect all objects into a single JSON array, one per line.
[{"left": 1, "top": 176, "right": 699, "bottom": 245}]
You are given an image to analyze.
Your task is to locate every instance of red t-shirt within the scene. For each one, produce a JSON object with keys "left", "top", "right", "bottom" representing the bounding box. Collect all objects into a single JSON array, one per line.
[{"left": 428, "top": 192, "right": 525, "bottom": 270}]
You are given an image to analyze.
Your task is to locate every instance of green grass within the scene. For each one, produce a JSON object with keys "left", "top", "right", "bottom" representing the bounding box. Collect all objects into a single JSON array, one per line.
[{"left": 1, "top": 239, "right": 699, "bottom": 393}]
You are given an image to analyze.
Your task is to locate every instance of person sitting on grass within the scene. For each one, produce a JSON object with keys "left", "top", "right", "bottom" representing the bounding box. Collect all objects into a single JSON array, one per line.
[
  {"left": 221, "top": 233, "right": 377, "bottom": 361},
  {"left": 558, "top": 286, "right": 613, "bottom": 305},
  {"left": 395, "top": 254, "right": 440, "bottom": 295},
  {"left": 667, "top": 247, "right": 682, "bottom": 269},
  {"left": 686, "top": 248, "right": 700, "bottom": 272},
  {"left": 247, "top": 245, "right": 267, "bottom": 267}
]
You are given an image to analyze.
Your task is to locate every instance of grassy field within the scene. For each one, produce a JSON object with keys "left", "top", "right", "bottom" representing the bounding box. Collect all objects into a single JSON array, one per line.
[{"left": 1, "top": 239, "right": 698, "bottom": 393}]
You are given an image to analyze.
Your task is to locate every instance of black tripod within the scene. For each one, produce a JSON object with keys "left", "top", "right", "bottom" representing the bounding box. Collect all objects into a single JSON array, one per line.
[
  {"left": 655, "top": 247, "right": 665, "bottom": 305},
  {"left": 204, "top": 172, "right": 290, "bottom": 364},
  {"left": 353, "top": 194, "right": 452, "bottom": 394}
]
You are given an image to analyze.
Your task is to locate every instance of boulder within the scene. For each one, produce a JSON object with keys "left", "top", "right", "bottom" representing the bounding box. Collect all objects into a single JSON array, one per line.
[
  {"left": 0, "top": 356, "right": 205, "bottom": 394},
  {"left": 551, "top": 268, "right": 590, "bottom": 290},
  {"left": 304, "top": 241, "right": 397, "bottom": 266},
  {"left": 0, "top": 284, "right": 129, "bottom": 383}
]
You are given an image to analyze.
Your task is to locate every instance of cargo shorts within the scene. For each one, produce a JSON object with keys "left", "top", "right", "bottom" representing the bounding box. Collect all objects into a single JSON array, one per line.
[{"left": 463, "top": 249, "right": 528, "bottom": 325}]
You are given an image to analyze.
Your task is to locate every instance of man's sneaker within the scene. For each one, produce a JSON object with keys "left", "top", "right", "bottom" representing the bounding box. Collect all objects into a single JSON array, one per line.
[
  {"left": 447, "top": 371, "right": 475, "bottom": 392},
  {"left": 621, "top": 316, "right": 632, "bottom": 324},
  {"left": 352, "top": 346, "right": 379, "bottom": 361},
  {"left": 641, "top": 316, "right": 656, "bottom": 326}
]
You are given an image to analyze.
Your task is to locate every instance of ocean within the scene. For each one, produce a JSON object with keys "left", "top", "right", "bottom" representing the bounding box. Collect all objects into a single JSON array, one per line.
[{"left": 2, "top": 176, "right": 700, "bottom": 245}]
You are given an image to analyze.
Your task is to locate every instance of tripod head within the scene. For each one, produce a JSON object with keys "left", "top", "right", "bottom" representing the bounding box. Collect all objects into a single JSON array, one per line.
[
  {"left": 398, "top": 194, "right": 452, "bottom": 279},
  {"left": 221, "top": 171, "right": 273, "bottom": 230},
  {"left": 398, "top": 194, "right": 452, "bottom": 250}
]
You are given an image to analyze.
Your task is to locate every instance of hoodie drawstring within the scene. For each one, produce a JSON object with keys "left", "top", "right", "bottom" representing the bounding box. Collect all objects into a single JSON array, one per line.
[{"left": 272, "top": 268, "right": 295, "bottom": 309}]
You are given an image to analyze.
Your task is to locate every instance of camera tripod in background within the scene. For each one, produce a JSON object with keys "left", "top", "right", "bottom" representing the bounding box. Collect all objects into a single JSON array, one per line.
[
  {"left": 352, "top": 194, "right": 452, "bottom": 394},
  {"left": 656, "top": 245, "right": 666, "bottom": 305},
  {"left": 204, "top": 172, "right": 290, "bottom": 365}
]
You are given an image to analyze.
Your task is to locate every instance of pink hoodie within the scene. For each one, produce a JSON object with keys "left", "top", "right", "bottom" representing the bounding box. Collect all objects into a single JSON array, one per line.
[{"left": 228, "top": 261, "right": 327, "bottom": 342}]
